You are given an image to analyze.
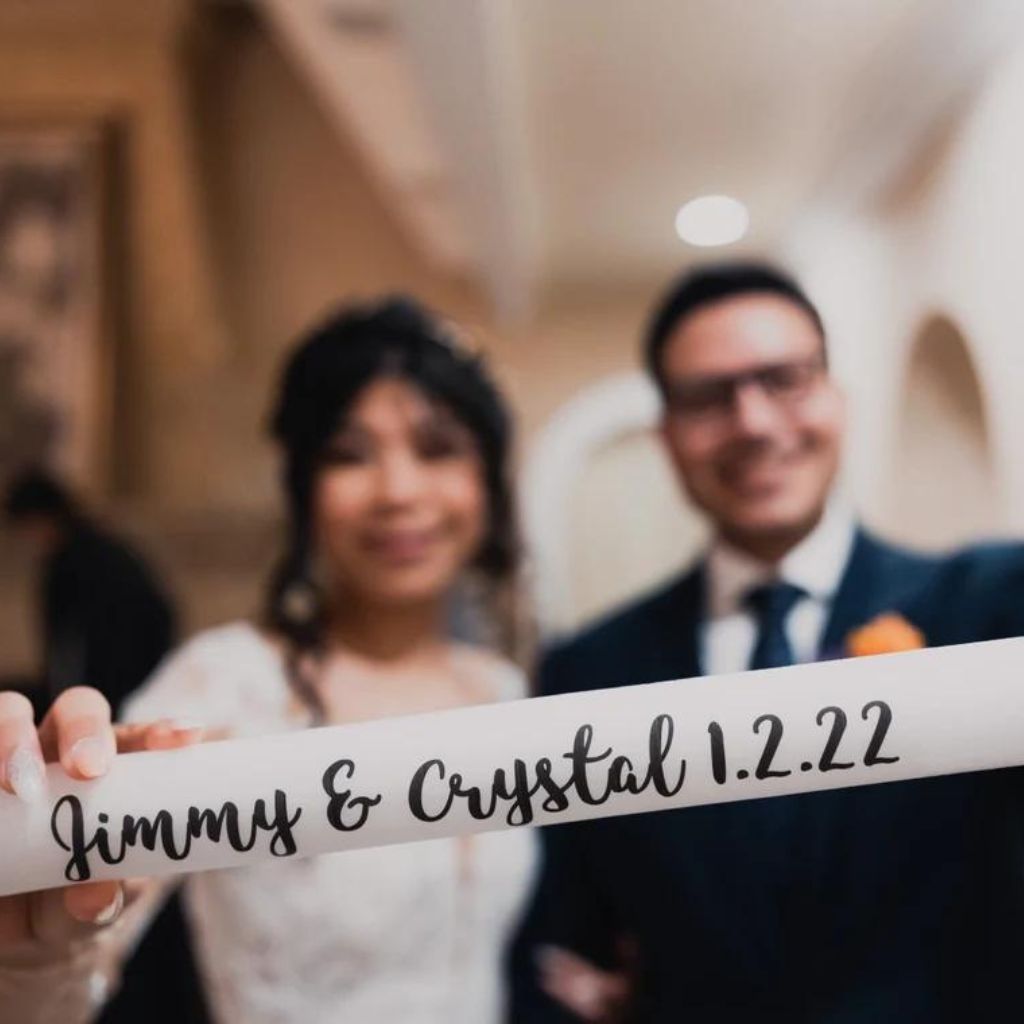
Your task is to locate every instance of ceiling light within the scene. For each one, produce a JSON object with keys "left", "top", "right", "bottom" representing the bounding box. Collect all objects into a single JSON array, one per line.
[{"left": 674, "top": 195, "right": 749, "bottom": 247}]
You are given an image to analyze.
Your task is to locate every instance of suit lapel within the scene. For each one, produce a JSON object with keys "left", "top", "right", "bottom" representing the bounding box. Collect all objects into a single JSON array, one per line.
[
  {"left": 649, "top": 563, "right": 705, "bottom": 681},
  {"left": 819, "top": 529, "right": 885, "bottom": 658}
]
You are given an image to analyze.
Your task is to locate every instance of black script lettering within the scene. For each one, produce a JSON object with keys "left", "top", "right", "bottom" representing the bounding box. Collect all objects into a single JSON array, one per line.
[
  {"left": 562, "top": 717, "right": 684, "bottom": 804},
  {"left": 121, "top": 810, "right": 190, "bottom": 859},
  {"left": 535, "top": 757, "right": 572, "bottom": 817},
  {"left": 322, "top": 760, "right": 382, "bottom": 832},
  {"left": 409, "top": 761, "right": 505, "bottom": 823},
  {"left": 816, "top": 706, "right": 855, "bottom": 772},
  {"left": 493, "top": 759, "right": 572, "bottom": 826},
  {"left": 410, "top": 757, "right": 573, "bottom": 827},
  {"left": 708, "top": 721, "right": 727, "bottom": 784},
  {"left": 451, "top": 771, "right": 499, "bottom": 820},
  {"left": 407, "top": 714, "right": 686, "bottom": 828},
  {"left": 408, "top": 759, "right": 454, "bottom": 822},
  {"left": 646, "top": 714, "right": 687, "bottom": 796},
  {"left": 607, "top": 755, "right": 641, "bottom": 794},
  {"left": 862, "top": 700, "right": 900, "bottom": 766},
  {"left": 265, "top": 791, "right": 303, "bottom": 856},
  {"left": 563, "top": 725, "right": 615, "bottom": 804},
  {"left": 50, "top": 791, "right": 303, "bottom": 883},
  {"left": 51, "top": 795, "right": 98, "bottom": 882}
]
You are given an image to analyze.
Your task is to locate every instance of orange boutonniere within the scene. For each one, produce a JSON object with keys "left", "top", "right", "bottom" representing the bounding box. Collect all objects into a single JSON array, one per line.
[{"left": 846, "top": 613, "right": 926, "bottom": 657}]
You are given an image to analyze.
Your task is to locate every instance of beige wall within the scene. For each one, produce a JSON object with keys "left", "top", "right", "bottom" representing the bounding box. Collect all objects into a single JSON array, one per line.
[
  {"left": 0, "top": 3, "right": 653, "bottom": 674},
  {"left": 0, "top": 0, "right": 233, "bottom": 507},
  {"left": 0, "top": 0, "right": 225, "bottom": 672},
  {"left": 884, "top": 316, "right": 999, "bottom": 548},
  {"left": 122, "top": 5, "right": 649, "bottom": 511},
  {"left": 784, "top": 33, "right": 1024, "bottom": 550},
  {"left": 192, "top": 8, "right": 486, "bottom": 512},
  {"left": 6, "top": 4, "right": 1020, "bottom": 669}
]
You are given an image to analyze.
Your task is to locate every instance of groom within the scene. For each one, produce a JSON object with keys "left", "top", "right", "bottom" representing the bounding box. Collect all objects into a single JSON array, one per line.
[{"left": 511, "top": 262, "right": 1024, "bottom": 1022}]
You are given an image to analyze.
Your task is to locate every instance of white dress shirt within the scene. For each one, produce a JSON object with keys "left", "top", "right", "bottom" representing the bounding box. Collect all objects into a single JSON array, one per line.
[{"left": 700, "top": 504, "right": 857, "bottom": 676}]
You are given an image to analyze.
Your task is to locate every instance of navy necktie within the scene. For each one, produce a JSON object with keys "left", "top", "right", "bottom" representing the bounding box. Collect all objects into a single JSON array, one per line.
[{"left": 744, "top": 581, "right": 806, "bottom": 670}]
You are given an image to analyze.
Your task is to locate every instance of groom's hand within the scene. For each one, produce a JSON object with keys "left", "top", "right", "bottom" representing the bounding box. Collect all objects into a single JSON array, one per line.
[{"left": 537, "top": 944, "right": 631, "bottom": 1022}]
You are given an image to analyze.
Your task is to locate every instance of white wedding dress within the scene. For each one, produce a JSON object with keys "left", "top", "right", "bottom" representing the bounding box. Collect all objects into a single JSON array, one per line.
[{"left": 123, "top": 622, "right": 538, "bottom": 1024}]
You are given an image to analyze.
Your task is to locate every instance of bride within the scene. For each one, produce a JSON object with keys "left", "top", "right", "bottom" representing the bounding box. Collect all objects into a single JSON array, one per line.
[{"left": 0, "top": 298, "right": 539, "bottom": 1023}]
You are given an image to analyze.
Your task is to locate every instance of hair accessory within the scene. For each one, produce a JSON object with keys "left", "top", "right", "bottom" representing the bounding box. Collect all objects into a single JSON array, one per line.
[{"left": 435, "top": 317, "right": 485, "bottom": 363}]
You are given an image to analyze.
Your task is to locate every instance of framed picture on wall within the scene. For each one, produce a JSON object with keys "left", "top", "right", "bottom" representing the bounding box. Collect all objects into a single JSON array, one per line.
[{"left": 0, "top": 120, "right": 116, "bottom": 496}]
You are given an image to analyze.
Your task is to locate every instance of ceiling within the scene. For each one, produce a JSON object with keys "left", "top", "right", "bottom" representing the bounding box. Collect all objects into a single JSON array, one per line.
[{"left": 256, "top": 0, "right": 1024, "bottom": 318}]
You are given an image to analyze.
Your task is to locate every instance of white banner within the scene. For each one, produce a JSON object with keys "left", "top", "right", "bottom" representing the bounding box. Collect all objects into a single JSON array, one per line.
[{"left": 3, "top": 637, "right": 1024, "bottom": 898}]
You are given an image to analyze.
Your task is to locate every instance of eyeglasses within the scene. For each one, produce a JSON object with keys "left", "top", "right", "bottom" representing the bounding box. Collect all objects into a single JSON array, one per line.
[{"left": 664, "top": 357, "right": 826, "bottom": 422}]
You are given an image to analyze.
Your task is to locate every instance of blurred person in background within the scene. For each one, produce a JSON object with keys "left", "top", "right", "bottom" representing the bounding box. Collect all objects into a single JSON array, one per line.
[
  {"left": 1, "top": 469, "right": 209, "bottom": 1024},
  {"left": 3, "top": 469, "right": 176, "bottom": 720},
  {"left": 513, "top": 262, "right": 1024, "bottom": 1022},
  {"left": 0, "top": 297, "right": 602, "bottom": 1024}
]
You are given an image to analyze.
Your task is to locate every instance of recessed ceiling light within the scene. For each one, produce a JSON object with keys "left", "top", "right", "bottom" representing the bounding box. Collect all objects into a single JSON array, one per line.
[{"left": 675, "top": 195, "right": 749, "bottom": 247}]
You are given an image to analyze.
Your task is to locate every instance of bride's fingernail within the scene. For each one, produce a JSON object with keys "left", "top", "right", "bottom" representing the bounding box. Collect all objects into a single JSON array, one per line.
[
  {"left": 169, "top": 718, "right": 204, "bottom": 733},
  {"left": 69, "top": 737, "right": 111, "bottom": 779},
  {"left": 6, "top": 746, "right": 45, "bottom": 804},
  {"left": 93, "top": 887, "right": 124, "bottom": 926}
]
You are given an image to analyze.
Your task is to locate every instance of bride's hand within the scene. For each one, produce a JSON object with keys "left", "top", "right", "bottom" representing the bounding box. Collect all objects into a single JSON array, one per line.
[{"left": 0, "top": 686, "right": 202, "bottom": 948}]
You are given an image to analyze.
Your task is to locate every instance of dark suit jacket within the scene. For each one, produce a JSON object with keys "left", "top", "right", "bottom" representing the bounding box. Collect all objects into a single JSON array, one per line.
[
  {"left": 42, "top": 522, "right": 176, "bottom": 718},
  {"left": 37, "top": 522, "right": 211, "bottom": 1024},
  {"left": 510, "top": 530, "right": 1024, "bottom": 1023},
  {"left": 903, "top": 540, "right": 1024, "bottom": 648}
]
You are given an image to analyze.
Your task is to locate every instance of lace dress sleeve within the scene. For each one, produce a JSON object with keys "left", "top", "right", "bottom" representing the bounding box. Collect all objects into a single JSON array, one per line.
[
  {"left": 488, "top": 656, "right": 530, "bottom": 703},
  {"left": 122, "top": 623, "right": 264, "bottom": 731}
]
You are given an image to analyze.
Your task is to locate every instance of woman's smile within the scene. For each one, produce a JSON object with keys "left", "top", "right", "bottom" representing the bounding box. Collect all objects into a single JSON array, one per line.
[{"left": 359, "top": 525, "right": 447, "bottom": 565}]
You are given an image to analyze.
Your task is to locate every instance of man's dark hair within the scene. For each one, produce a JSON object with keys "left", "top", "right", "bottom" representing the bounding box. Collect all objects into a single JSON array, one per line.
[
  {"left": 644, "top": 261, "right": 827, "bottom": 392},
  {"left": 3, "top": 468, "right": 79, "bottom": 524}
]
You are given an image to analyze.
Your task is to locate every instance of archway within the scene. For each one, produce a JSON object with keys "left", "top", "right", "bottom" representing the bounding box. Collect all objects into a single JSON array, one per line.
[
  {"left": 521, "top": 373, "right": 705, "bottom": 636},
  {"left": 884, "top": 314, "right": 998, "bottom": 548}
]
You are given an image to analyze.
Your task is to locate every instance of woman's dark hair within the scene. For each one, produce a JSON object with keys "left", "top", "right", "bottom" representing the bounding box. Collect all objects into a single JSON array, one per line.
[
  {"left": 264, "top": 296, "right": 517, "bottom": 720},
  {"left": 644, "top": 261, "right": 827, "bottom": 393}
]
